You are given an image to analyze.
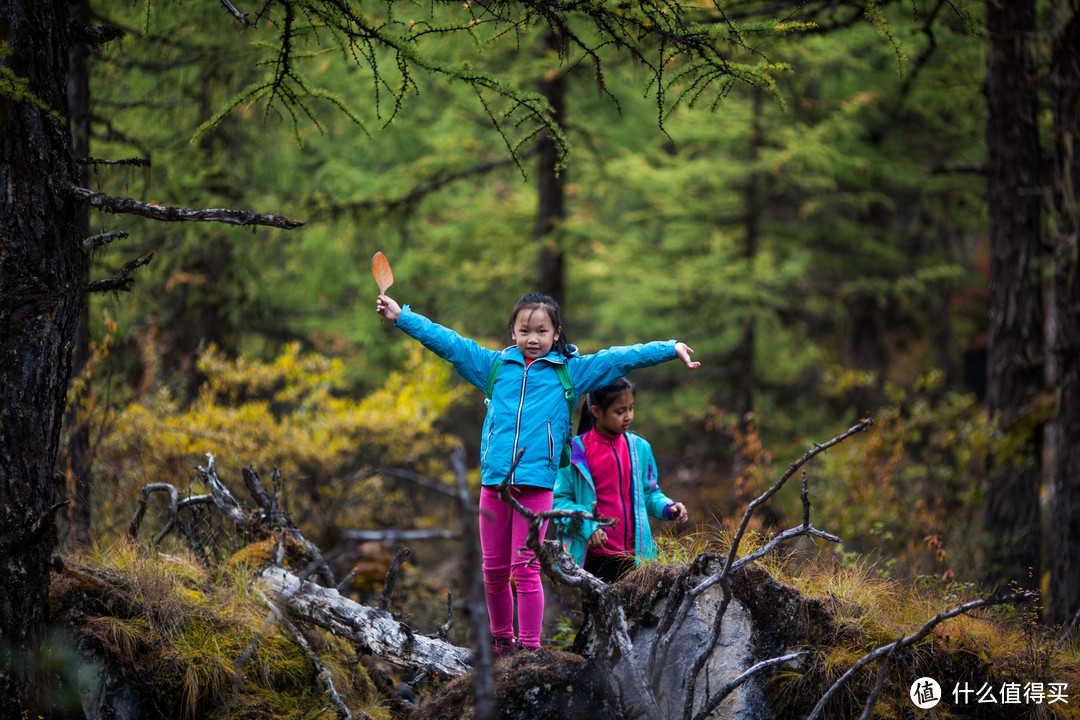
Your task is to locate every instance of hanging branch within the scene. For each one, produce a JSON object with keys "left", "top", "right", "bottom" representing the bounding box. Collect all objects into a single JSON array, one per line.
[
  {"left": 219, "top": 0, "right": 253, "bottom": 26},
  {"left": 70, "top": 186, "right": 304, "bottom": 229}
]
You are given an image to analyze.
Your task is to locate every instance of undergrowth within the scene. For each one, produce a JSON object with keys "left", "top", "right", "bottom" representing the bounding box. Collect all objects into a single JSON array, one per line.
[
  {"left": 650, "top": 526, "right": 1080, "bottom": 719},
  {"left": 52, "top": 539, "right": 391, "bottom": 720}
]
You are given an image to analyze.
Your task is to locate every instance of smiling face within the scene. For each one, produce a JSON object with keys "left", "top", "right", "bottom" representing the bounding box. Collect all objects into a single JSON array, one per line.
[
  {"left": 511, "top": 307, "right": 560, "bottom": 359},
  {"left": 591, "top": 389, "right": 635, "bottom": 436}
]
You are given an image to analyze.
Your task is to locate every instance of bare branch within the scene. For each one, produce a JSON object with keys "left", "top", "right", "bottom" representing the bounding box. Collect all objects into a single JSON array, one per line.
[
  {"left": 806, "top": 591, "right": 1036, "bottom": 720},
  {"left": 87, "top": 253, "right": 153, "bottom": 293},
  {"left": 260, "top": 593, "right": 359, "bottom": 720},
  {"left": 692, "top": 651, "right": 810, "bottom": 720},
  {"left": 76, "top": 157, "right": 150, "bottom": 167},
  {"left": 340, "top": 530, "right": 458, "bottom": 544},
  {"left": 219, "top": 0, "right": 253, "bottom": 26},
  {"left": 857, "top": 636, "right": 901, "bottom": 720},
  {"left": 70, "top": 186, "right": 304, "bottom": 229},
  {"left": 128, "top": 482, "right": 179, "bottom": 544},
  {"left": 379, "top": 547, "right": 413, "bottom": 612},
  {"left": 82, "top": 230, "right": 128, "bottom": 253}
]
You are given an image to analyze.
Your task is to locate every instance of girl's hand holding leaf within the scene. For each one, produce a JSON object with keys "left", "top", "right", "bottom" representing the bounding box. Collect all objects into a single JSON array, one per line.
[
  {"left": 376, "top": 294, "right": 401, "bottom": 322},
  {"left": 372, "top": 251, "right": 401, "bottom": 321}
]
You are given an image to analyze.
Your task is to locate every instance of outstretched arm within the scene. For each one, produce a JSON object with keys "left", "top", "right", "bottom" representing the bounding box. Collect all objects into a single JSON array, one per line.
[
  {"left": 376, "top": 294, "right": 401, "bottom": 322},
  {"left": 675, "top": 342, "right": 700, "bottom": 370}
]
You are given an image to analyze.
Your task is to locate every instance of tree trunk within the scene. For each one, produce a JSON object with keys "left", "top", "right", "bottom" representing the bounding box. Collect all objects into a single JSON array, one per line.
[
  {"left": 982, "top": 0, "right": 1044, "bottom": 591},
  {"left": 535, "top": 28, "right": 566, "bottom": 306},
  {"left": 1047, "top": 0, "right": 1080, "bottom": 625},
  {"left": 63, "top": 0, "right": 94, "bottom": 548},
  {"left": 0, "top": 1, "right": 81, "bottom": 717},
  {"left": 730, "top": 90, "right": 762, "bottom": 508}
]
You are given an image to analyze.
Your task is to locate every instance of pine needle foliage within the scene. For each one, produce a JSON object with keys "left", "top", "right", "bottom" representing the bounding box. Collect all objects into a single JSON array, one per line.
[{"left": 131, "top": 0, "right": 824, "bottom": 167}]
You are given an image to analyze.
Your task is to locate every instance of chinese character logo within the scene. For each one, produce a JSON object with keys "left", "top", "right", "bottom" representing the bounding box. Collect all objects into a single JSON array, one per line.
[{"left": 911, "top": 677, "right": 942, "bottom": 709}]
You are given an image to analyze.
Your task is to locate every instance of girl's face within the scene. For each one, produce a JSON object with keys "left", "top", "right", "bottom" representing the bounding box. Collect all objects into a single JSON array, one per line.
[
  {"left": 511, "top": 307, "right": 560, "bottom": 359},
  {"left": 591, "top": 390, "right": 635, "bottom": 436}
]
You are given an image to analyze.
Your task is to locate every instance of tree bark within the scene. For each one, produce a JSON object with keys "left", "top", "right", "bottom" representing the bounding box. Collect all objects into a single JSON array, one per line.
[
  {"left": 64, "top": 0, "right": 94, "bottom": 547},
  {"left": 0, "top": 1, "right": 81, "bottom": 716},
  {"left": 982, "top": 0, "right": 1044, "bottom": 591},
  {"left": 258, "top": 567, "right": 473, "bottom": 678},
  {"left": 1047, "top": 0, "right": 1080, "bottom": 625}
]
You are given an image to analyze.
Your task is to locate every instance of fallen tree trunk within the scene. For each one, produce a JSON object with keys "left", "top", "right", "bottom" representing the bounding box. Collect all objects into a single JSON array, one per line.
[{"left": 257, "top": 566, "right": 472, "bottom": 678}]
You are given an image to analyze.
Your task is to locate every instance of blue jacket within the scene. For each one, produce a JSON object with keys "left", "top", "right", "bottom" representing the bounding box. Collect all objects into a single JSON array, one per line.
[
  {"left": 552, "top": 432, "right": 675, "bottom": 566},
  {"left": 394, "top": 305, "right": 679, "bottom": 489}
]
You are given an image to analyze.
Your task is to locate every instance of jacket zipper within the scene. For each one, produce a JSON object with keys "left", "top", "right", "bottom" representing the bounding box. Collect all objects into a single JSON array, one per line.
[
  {"left": 609, "top": 434, "right": 634, "bottom": 555},
  {"left": 510, "top": 363, "right": 530, "bottom": 484}
]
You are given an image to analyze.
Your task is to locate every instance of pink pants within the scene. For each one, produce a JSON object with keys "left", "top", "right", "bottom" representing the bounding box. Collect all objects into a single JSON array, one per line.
[{"left": 478, "top": 485, "right": 552, "bottom": 649}]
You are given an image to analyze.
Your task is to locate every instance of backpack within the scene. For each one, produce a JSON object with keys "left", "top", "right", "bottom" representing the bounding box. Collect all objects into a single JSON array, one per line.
[{"left": 485, "top": 358, "right": 575, "bottom": 468}]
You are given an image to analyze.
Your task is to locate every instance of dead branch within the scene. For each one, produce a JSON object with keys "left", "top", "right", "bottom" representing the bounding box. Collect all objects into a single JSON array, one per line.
[
  {"left": 657, "top": 418, "right": 874, "bottom": 712},
  {"left": 805, "top": 591, "right": 1037, "bottom": 720},
  {"left": 128, "top": 482, "right": 219, "bottom": 550},
  {"left": 76, "top": 156, "right": 150, "bottom": 167},
  {"left": 427, "top": 590, "right": 454, "bottom": 641},
  {"left": 241, "top": 465, "right": 279, "bottom": 519},
  {"left": 260, "top": 593, "right": 361, "bottom": 720},
  {"left": 379, "top": 547, "right": 413, "bottom": 612},
  {"left": 82, "top": 230, "right": 129, "bottom": 252},
  {"left": 692, "top": 650, "right": 809, "bottom": 720},
  {"left": 87, "top": 253, "right": 153, "bottom": 293},
  {"left": 70, "top": 185, "right": 304, "bottom": 229},
  {"left": 219, "top": 0, "right": 253, "bottom": 25},
  {"left": 258, "top": 566, "right": 471, "bottom": 678},
  {"left": 340, "top": 530, "right": 458, "bottom": 544},
  {"left": 856, "top": 635, "right": 901, "bottom": 720}
]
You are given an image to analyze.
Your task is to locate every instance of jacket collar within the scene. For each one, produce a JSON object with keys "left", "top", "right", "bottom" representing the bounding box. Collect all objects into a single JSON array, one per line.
[{"left": 499, "top": 346, "right": 569, "bottom": 365}]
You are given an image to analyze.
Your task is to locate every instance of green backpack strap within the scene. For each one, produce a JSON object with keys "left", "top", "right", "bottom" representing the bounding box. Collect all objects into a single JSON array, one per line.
[
  {"left": 553, "top": 362, "right": 574, "bottom": 417},
  {"left": 484, "top": 358, "right": 503, "bottom": 405}
]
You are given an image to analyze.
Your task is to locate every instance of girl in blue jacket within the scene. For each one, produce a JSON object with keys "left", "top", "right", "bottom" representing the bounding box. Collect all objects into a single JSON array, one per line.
[
  {"left": 553, "top": 377, "right": 689, "bottom": 583},
  {"left": 376, "top": 291, "right": 698, "bottom": 653}
]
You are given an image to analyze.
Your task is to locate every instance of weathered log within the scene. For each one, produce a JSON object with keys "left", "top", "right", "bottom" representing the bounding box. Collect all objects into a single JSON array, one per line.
[{"left": 257, "top": 566, "right": 471, "bottom": 678}]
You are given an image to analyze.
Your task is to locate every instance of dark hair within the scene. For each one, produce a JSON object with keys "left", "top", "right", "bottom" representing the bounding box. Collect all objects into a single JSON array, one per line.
[
  {"left": 508, "top": 293, "right": 573, "bottom": 358},
  {"left": 577, "top": 377, "right": 634, "bottom": 434}
]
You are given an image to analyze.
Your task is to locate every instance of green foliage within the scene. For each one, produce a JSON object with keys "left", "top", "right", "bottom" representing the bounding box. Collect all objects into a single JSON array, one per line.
[
  {"left": 815, "top": 368, "right": 998, "bottom": 579},
  {"left": 86, "top": 330, "right": 465, "bottom": 547}
]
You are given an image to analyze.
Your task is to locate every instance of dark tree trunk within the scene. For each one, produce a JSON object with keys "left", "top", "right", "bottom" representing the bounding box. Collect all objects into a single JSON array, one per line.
[
  {"left": 536, "top": 28, "right": 566, "bottom": 306},
  {"left": 1047, "top": 0, "right": 1080, "bottom": 625},
  {"left": 0, "top": 0, "right": 81, "bottom": 717},
  {"left": 982, "top": 0, "right": 1045, "bottom": 591},
  {"left": 730, "top": 90, "right": 761, "bottom": 507},
  {"left": 64, "top": 0, "right": 94, "bottom": 547}
]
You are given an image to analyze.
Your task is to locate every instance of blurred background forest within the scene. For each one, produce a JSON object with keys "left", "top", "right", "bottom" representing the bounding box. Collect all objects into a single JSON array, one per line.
[{"left": 59, "top": 0, "right": 1073, "bottom": 630}]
